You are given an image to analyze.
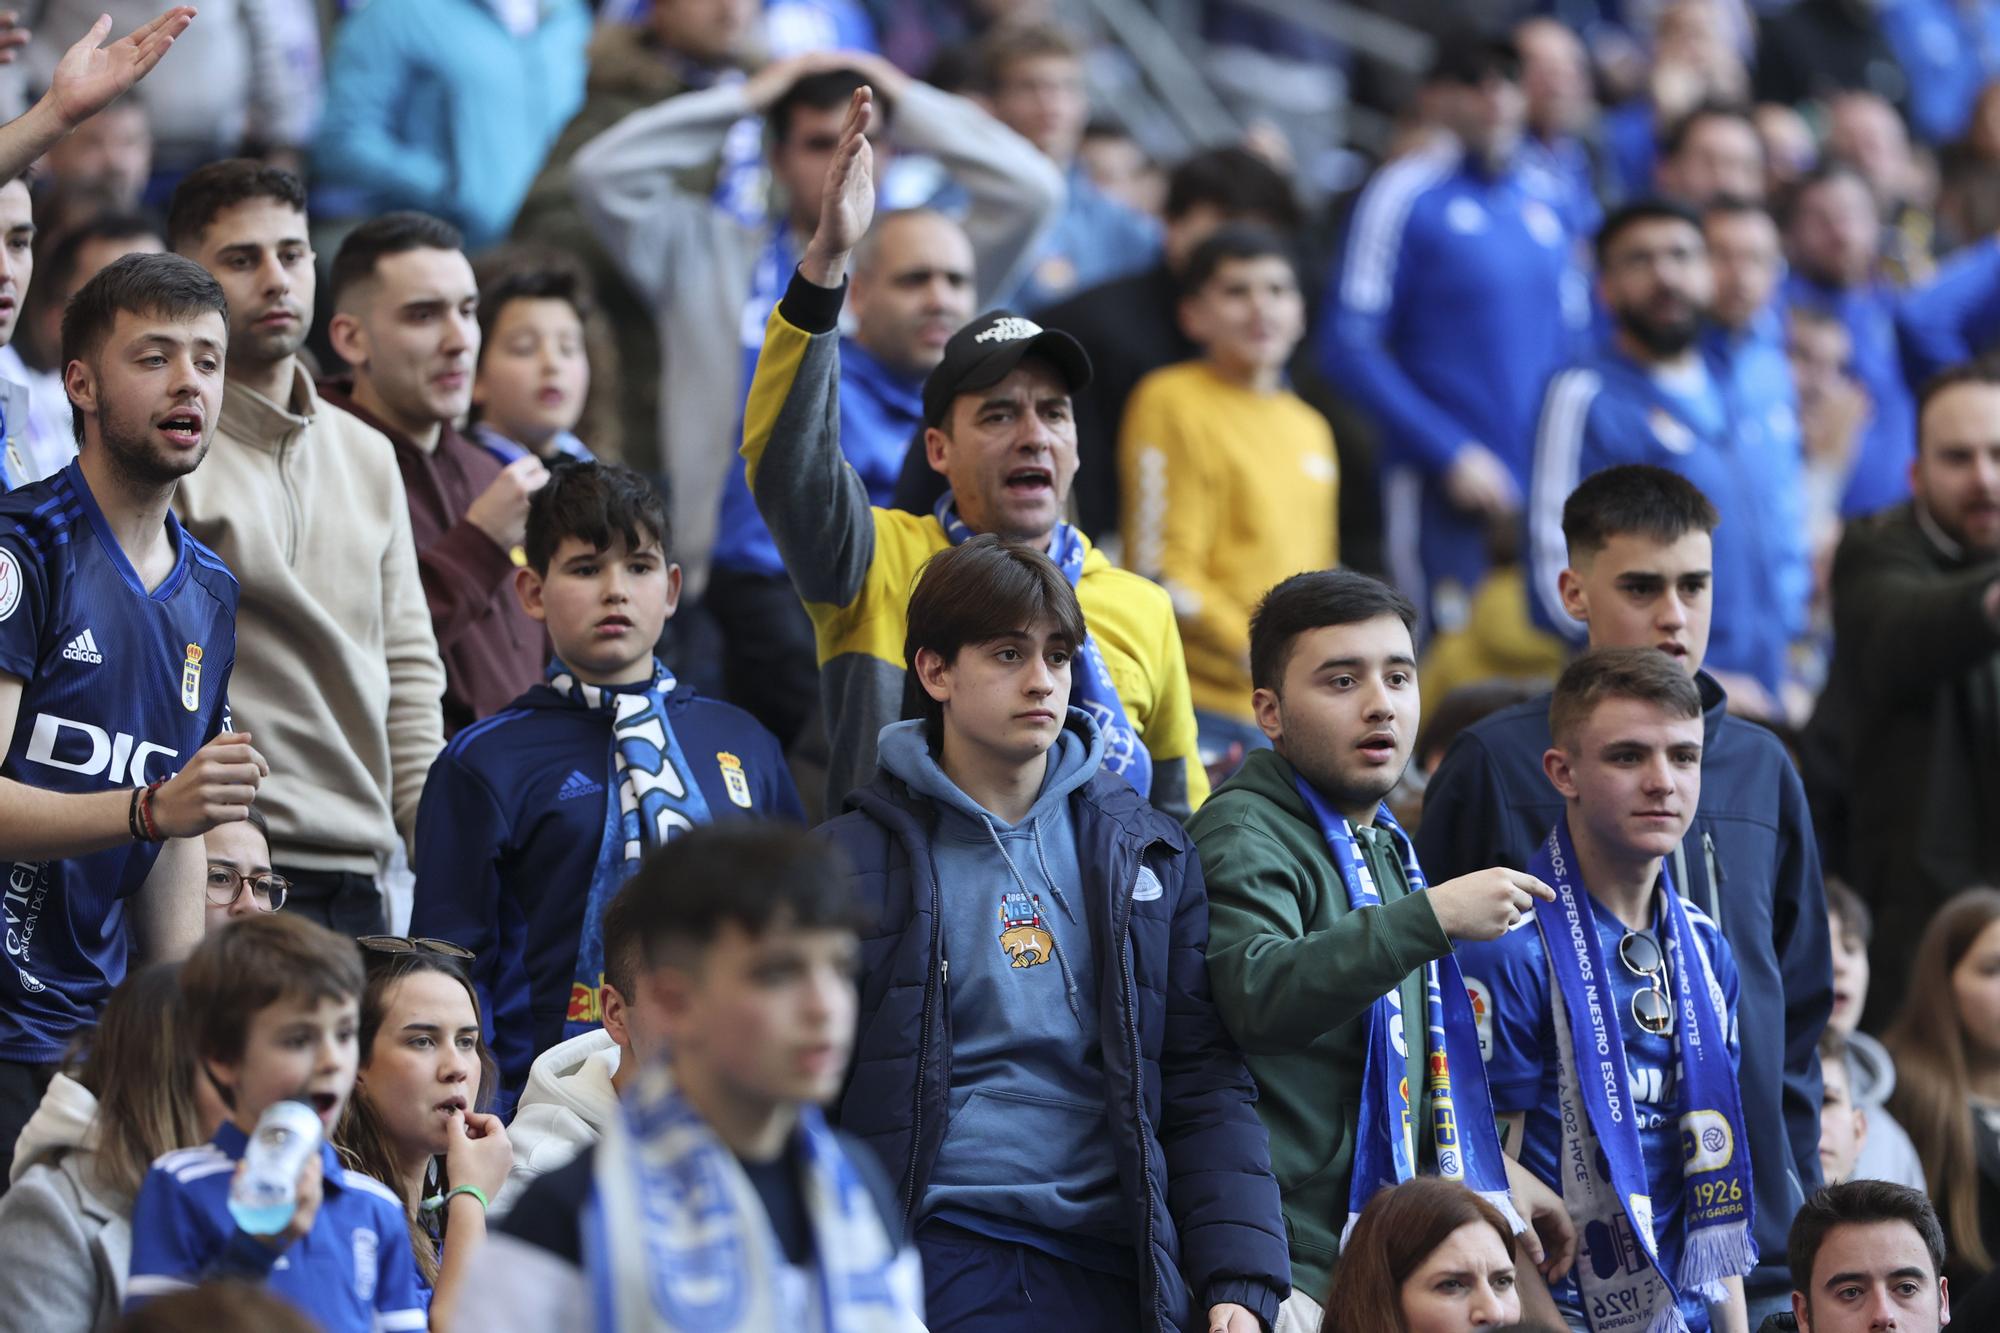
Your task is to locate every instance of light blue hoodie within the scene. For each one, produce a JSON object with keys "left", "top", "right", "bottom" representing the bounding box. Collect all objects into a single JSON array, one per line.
[{"left": 874, "top": 711, "right": 1129, "bottom": 1264}]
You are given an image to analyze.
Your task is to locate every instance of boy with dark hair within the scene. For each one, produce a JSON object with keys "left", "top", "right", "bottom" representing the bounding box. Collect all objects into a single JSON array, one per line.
[
  {"left": 1420, "top": 463, "right": 1831, "bottom": 1328},
  {"left": 452, "top": 823, "right": 926, "bottom": 1332},
  {"left": 0, "top": 249, "right": 262, "bottom": 1182},
  {"left": 170, "top": 160, "right": 447, "bottom": 936},
  {"left": 410, "top": 460, "right": 800, "bottom": 1111},
  {"left": 1784, "top": 1181, "right": 1950, "bottom": 1333},
  {"left": 469, "top": 252, "right": 596, "bottom": 467},
  {"left": 1191, "top": 567, "right": 1573, "bottom": 1333},
  {"left": 324, "top": 210, "right": 548, "bottom": 735},
  {"left": 820, "top": 533, "right": 1289, "bottom": 1332},
  {"left": 125, "top": 913, "right": 426, "bottom": 1331},
  {"left": 1461, "top": 647, "right": 1752, "bottom": 1332},
  {"left": 1119, "top": 223, "right": 1338, "bottom": 770}
]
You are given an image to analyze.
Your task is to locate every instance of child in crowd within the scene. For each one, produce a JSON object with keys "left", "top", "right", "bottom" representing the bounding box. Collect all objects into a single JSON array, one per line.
[
  {"left": 335, "top": 941, "right": 511, "bottom": 1327},
  {"left": 1118, "top": 224, "right": 1338, "bottom": 773},
  {"left": 451, "top": 824, "right": 926, "bottom": 1332},
  {"left": 1818, "top": 1031, "right": 1866, "bottom": 1187},
  {"left": 124, "top": 915, "right": 426, "bottom": 1332},
  {"left": 1824, "top": 879, "right": 1926, "bottom": 1190},
  {"left": 409, "top": 461, "right": 801, "bottom": 1109},
  {"left": 470, "top": 253, "right": 596, "bottom": 466},
  {"left": 1462, "top": 647, "right": 1754, "bottom": 1332},
  {"left": 493, "top": 876, "right": 656, "bottom": 1214},
  {"left": 0, "top": 964, "right": 213, "bottom": 1329},
  {"left": 201, "top": 806, "right": 286, "bottom": 932},
  {"left": 820, "top": 535, "right": 1289, "bottom": 1331}
]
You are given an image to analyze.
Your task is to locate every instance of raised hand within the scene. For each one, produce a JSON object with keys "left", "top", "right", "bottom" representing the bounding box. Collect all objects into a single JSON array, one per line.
[
  {"left": 150, "top": 731, "right": 269, "bottom": 839},
  {"left": 47, "top": 7, "right": 195, "bottom": 132},
  {"left": 0, "top": 12, "right": 32, "bottom": 67},
  {"left": 800, "top": 86, "right": 876, "bottom": 288}
]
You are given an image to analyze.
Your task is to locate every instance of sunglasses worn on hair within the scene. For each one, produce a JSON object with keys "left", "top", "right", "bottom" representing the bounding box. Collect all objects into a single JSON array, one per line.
[
  {"left": 1618, "top": 930, "right": 1674, "bottom": 1038},
  {"left": 356, "top": 935, "right": 476, "bottom": 962}
]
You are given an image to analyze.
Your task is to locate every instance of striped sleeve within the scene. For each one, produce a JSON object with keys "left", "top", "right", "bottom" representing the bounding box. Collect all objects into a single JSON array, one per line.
[{"left": 1526, "top": 368, "right": 1601, "bottom": 640}]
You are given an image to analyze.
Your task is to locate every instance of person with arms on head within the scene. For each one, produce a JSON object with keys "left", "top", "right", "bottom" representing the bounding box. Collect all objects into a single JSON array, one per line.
[
  {"left": 0, "top": 251, "right": 266, "bottom": 1184},
  {"left": 321, "top": 212, "right": 547, "bottom": 736},
  {"left": 123, "top": 914, "right": 425, "bottom": 1331},
  {"left": 1528, "top": 201, "right": 1802, "bottom": 717},
  {"left": 1778, "top": 1180, "right": 1951, "bottom": 1333},
  {"left": 168, "top": 161, "right": 447, "bottom": 936},
  {"left": 409, "top": 461, "right": 800, "bottom": 1110},
  {"left": 819, "top": 535, "right": 1287, "bottom": 1332},
  {"left": 1320, "top": 1177, "right": 1526, "bottom": 1333},
  {"left": 447, "top": 825, "right": 926, "bottom": 1333},
  {"left": 0, "top": 962, "right": 214, "bottom": 1330},
  {"left": 743, "top": 85, "right": 1206, "bottom": 815},
  {"left": 1119, "top": 224, "right": 1337, "bottom": 775},
  {"left": 468, "top": 253, "right": 595, "bottom": 468},
  {"left": 1323, "top": 35, "right": 1584, "bottom": 640},
  {"left": 1461, "top": 647, "right": 1754, "bottom": 1333},
  {"left": 567, "top": 49, "right": 1060, "bottom": 592},
  {"left": 1189, "top": 568, "right": 1574, "bottom": 1333},
  {"left": 1807, "top": 362, "right": 2000, "bottom": 1021},
  {"left": 335, "top": 940, "right": 510, "bottom": 1329},
  {"left": 1821, "top": 880, "right": 1926, "bottom": 1191},
  {"left": 1421, "top": 464, "right": 1831, "bottom": 1328},
  {"left": 711, "top": 203, "right": 977, "bottom": 750}
]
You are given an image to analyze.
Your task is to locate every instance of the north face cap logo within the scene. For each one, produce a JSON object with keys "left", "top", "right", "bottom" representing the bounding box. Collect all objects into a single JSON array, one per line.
[{"left": 974, "top": 316, "right": 1043, "bottom": 344}]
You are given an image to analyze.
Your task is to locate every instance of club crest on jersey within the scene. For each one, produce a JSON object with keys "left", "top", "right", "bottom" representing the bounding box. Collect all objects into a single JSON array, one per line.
[
  {"left": 716, "top": 751, "right": 752, "bottom": 809},
  {"left": 0, "top": 547, "right": 20, "bottom": 621},
  {"left": 180, "top": 643, "right": 202, "bottom": 713}
]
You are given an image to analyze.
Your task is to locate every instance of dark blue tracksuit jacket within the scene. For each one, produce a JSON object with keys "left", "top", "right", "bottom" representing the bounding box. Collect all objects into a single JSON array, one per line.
[
  {"left": 1415, "top": 671, "right": 1832, "bottom": 1302},
  {"left": 820, "top": 766, "right": 1290, "bottom": 1331},
  {"left": 409, "top": 679, "right": 803, "bottom": 1107}
]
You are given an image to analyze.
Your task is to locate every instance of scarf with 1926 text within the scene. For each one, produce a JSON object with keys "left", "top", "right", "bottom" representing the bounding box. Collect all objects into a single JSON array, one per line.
[{"left": 1527, "top": 816, "right": 1754, "bottom": 1332}]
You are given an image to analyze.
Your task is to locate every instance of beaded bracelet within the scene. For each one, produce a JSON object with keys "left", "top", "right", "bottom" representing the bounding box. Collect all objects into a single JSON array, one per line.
[{"left": 134, "top": 780, "right": 167, "bottom": 842}]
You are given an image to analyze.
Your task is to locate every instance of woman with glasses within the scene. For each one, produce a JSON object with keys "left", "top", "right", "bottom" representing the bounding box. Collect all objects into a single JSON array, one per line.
[
  {"left": 334, "top": 940, "right": 512, "bottom": 1328},
  {"left": 1459, "top": 650, "right": 1752, "bottom": 1333},
  {"left": 201, "top": 806, "right": 289, "bottom": 932}
]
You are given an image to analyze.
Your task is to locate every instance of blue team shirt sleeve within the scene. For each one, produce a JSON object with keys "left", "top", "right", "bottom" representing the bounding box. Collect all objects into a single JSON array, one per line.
[
  {"left": 371, "top": 1192, "right": 430, "bottom": 1328},
  {"left": 1460, "top": 923, "right": 1551, "bottom": 1112},
  {"left": 1897, "top": 237, "right": 2000, "bottom": 387},
  {"left": 126, "top": 1165, "right": 284, "bottom": 1307},
  {"left": 0, "top": 532, "right": 50, "bottom": 681},
  {"left": 755, "top": 726, "right": 804, "bottom": 821}
]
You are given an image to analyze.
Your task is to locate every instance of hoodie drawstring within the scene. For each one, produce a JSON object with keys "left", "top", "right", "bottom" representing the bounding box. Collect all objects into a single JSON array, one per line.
[{"left": 980, "top": 813, "right": 1084, "bottom": 1024}]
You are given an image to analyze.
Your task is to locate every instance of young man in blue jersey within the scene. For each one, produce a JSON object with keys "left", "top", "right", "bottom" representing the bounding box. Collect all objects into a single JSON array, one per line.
[
  {"left": 409, "top": 460, "right": 801, "bottom": 1111},
  {"left": 0, "top": 250, "right": 269, "bottom": 1185},
  {"left": 1420, "top": 465, "right": 1831, "bottom": 1329},
  {"left": 1528, "top": 200, "right": 1801, "bottom": 717},
  {"left": 1461, "top": 647, "right": 1753, "bottom": 1333},
  {"left": 125, "top": 912, "right": 427, "bottom": 1332}
]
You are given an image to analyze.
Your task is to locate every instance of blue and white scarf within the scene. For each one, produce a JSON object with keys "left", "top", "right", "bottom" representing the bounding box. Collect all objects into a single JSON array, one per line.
[
  {"left": 1293, "top": 777, "right": 1521, "bottom": 1240},
  {"left": 933, "top": 491, "right": 1151, "bottom": 796},
  {"left": 550, "top": 658, "right": 710, "bottom": 1038},
  {"left": 1528, "top": 817, "right": 1755, "bottom": 1333},
  {"left": 585, "top": 1061, "right": 926, "bottom": 1333}
]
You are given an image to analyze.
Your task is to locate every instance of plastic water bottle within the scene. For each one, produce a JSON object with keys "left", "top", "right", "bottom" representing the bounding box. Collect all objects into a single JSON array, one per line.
[{"left": 227, "top": 1100, "right": 323, "bottom": 1235}]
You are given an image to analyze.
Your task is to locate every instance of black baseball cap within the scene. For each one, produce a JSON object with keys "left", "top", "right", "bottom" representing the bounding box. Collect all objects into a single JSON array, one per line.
[{"left": 921, "top": 310, "right": 1093, "bottom": 428}]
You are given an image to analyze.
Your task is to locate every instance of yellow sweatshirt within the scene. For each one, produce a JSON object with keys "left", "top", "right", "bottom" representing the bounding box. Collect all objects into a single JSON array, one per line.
[{"left": 1119, "top": 361, "right": 1339, "bottom": 720}]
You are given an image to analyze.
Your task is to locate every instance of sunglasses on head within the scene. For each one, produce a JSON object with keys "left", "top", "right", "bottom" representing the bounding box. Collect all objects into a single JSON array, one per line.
[
  {"left": 1618, "top": 930, "right": 1674, "bottom": 1038},
  {"left": 356, "top": 935, "right": 476, "bottom": 962}
]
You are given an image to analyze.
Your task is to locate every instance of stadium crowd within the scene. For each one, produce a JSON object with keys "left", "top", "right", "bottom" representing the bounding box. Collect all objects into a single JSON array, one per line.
[{"left": 0, "top": 1, "right": 1996, "bottom": 1331}]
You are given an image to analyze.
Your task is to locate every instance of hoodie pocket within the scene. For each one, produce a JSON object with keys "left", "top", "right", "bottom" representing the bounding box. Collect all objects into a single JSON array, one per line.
[{"left": 928, "top": 1087, "right": 1114, "bottom": 1194}]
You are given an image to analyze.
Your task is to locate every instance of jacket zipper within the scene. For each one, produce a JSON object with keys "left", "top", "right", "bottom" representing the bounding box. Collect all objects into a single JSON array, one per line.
[
  {"left": 1122, "top": 849, "right": 1165, "bottom": 1327},
  {"left": 1701, "top": 831, "right": 1722, "bottom": 923},
  {"left": 902, "top": 849, "right": 946, "bottom": 1226},
  {"left": 277, "top": 435, "right": 302, "bottom": 565}
]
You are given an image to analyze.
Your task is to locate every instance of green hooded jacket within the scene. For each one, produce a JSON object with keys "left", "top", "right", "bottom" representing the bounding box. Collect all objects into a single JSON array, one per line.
[{"left": 1187, "top": 748, "right": 1453, "bottom": 1303}]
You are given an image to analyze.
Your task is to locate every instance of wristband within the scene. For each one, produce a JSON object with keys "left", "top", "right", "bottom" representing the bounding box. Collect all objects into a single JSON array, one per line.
[
  {"left": 128, "top": 786, "right": 147, "bottom": 842},
  {"left": 424, "top": 1183, "right": 490, "bottom": 1214},
  {"left": 135, "top": 779, "right": 166, "bottom": 842}
]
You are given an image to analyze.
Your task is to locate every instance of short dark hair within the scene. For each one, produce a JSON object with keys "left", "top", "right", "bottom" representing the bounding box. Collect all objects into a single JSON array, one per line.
[
  {"left": 1594, "top": 198, "right": 1705, "bottom": 268},
  {"left": 1561, "top": 465, "right": 1719, "bottom": 560},
  {"left": 165, "top": 158, "right": 307, "bottom": 253},
  {"left": 1548, "top": 645, "right": 1703, "bottom": 748},
  {"left": 182, "top": 913, "right": 365, "bottom": 1083},
  {"left": 39, "top": 213, "right": 162, "bottom": 301},
  {"left": 1248, "top": 569, "right": 1417, "bottom": 696},
  {"left": 523, "top": 459, "right": 670, "bottom": 575},
  {"left": 1787, "top": 1181, "right": 1948, "bottom": 1302},
  {"left": 328, "top": 210, "right": 463, "bottom": 312},
  {"left": 1825, "top": 876, "right": 1872, "bottom": 945},
  {"left": 61, "top": 252, "right": 228, "bottom": 443},
  {"left": 1777, "top": 159, "right": 1872, "bottom": 232},
  {"left": 241, "top": 803, "right": 271, "bottom": 852},
  {"left": 473, "top": 248, "right": 595, "bottom": 373},
  {"left": 1916, "top": 356, "right": 2000, "bottom": 434},
  {"left": 600, "top": 879, "right": 650, "bottom": 1004},
  {"left": 1164, "top": 146, "right": 1301, "bottom": 232},
  {"left": 1702, "top": 194, "right": 1773, "bottom": 227},
  {"left": 904, "top": 534, "right": 1088, "bottom": 739},
  {"left": 1660, "top": 101, "right": 1758, "bottom": 161},
  {"left": 621, "top": 824, "right": 862, "bottom": 971},
  {"left": 769, "top": 67, "right": 895, "bottom": 146},
  {"left": 1179, "top": 224, "right": 1297, "bottom": 297}
]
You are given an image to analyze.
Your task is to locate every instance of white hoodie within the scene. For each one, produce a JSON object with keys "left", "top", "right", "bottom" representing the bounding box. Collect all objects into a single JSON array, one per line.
[
  {"left": 494, "top": 1030, "right": 623, "bottom": 1216},
  {"left": 0, "top": 1072, "right": 132, "bottom": 1331}
]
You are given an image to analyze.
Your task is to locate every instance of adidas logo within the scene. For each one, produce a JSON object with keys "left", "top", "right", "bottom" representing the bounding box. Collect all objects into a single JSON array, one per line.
[
  {"left": 557, "top": 769, "right": 603, "bottom": 801},
  {"left": 61, "top": 629, "right": 102, "bottom": 664}
]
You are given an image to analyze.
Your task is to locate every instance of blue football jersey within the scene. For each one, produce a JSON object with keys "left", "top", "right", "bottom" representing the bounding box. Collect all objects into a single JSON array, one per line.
[{"left": 0, "top": 459, "right": 236, "bottom": 1062}]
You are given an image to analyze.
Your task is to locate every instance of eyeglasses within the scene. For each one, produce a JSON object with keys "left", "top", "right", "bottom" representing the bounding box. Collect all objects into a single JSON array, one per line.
[
  {"left": 356, "top": 936, "right": 476, "bottom": 961},
  {"left": 205, "top": 865, "right": 288, "bottom": 913},
  {"left": 1618, "top": 931, "right": 1674, "bottom": 1038}
]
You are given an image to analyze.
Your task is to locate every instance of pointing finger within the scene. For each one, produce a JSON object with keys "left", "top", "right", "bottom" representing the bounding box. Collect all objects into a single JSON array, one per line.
[{"left": 1514, "top": 872, "right": 1557, "bottom": 902}]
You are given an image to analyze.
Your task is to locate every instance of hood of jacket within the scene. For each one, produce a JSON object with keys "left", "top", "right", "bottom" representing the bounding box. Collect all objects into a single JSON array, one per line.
[
  {"left": 875, "top": 708, "right": 1105, "bottom": 832},
  {"left": 10, "top": 1072, "right": 97, "bottom": 1184},
  {"left": 1845, "top": 1028, "right": 1897, "bottom": 1109},
  {"left": 514, "top": 1028, "right": 623, "bottom": 1129}
]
